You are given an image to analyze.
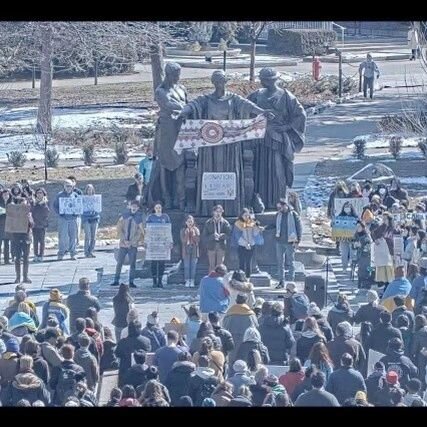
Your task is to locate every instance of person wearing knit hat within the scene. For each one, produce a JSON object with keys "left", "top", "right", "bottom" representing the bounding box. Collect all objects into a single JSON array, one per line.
[
  {"left": 353, "top": 289, "right": 386, "bottom": 327},
  {"left": 40, "top": 288, "right": 70, "bottom": 335},
  {"left": 141, "top": 311, "right": 167, "bottom": 353},
  {"left": 385, "top": 371, "right": 399, "bottom": 385},
  {"left": 6, "top": 337, "right": 20, "bottom": 354},
  {"left": 0, "top": 337, "right": 20, "bottom": 390},
  {"left": 253, "top": 297, "right": 265, "bottom": 318},
  {"left": 308, "top": 302, "right": 321, "bottom": 317},
  {"left": 233, "top": 359, "right": 248, "bottom": 374},
  {"left": 201, "top": 397, "right": 216, "bottom": 407}
]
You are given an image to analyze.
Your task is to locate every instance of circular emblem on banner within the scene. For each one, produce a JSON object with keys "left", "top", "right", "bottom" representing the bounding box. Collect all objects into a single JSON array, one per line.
[{"left": 201, "top": 122, "right": 224, "bottom": 144}]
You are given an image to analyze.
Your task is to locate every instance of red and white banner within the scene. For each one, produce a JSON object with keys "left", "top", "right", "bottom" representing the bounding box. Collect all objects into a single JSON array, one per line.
[{"left": 174, "top": 114, "right": 267, "bottom": 154}]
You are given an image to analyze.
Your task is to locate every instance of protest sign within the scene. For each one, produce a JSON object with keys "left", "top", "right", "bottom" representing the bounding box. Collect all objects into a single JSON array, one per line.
[
  {"left": 5, "top": 204, "right": 30, "bottom": 233},
  {"left": 59, "top": 195, "right": 83, "bottom": 215},
  {"left": 202, "top": 172, "right": 236, "bottom": 200},
  {"left": 145, "top": 223, "right": 173, "bottom": 261},
  {"left": 82, "top": 195, "right": 102, "bottom": 213},
  {"left": 334, "top": 198, "right": 366, "bottom": 218},
  {"left": 331, "top": 216, "right": 358, "bottom": 240},
  {"left": 393, "top": 236, "right": 405, "bottom": 267},
  {"left": 367, "top": 349, "right": 385, "bottom": 376}
]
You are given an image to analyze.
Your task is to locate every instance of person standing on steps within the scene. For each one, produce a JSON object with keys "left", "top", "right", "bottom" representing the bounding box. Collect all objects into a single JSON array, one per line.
[
  {"left": 138, "top": 145, "right": 155, "bottom": 207},
  {"left": 272, "top": 199, "right": 302, "bottom": 289},
  {"left": 82, "top": 184, "right": 100, "bottom": 259},
  {"left": 359, "top": 53, "right": 380, "bottom": 100},
  {"left": 180, "top": 215, "right": 200, "bottom": 288},
  {"left": 67, "top": 176, "right": 83, "bottom": 250},
  {"left": 31, "top": 188, "right": 49, "bottom": 263},
  {"left": 146, "top": 202, "right": 172, "bottom": 289},
  {"left": 202, "top": 205, "right": 232, "bottom": 273},
  {"left": 111, "top": 200, "right": 145, "bottom": 289},
  {"left": 53, "top": 180, "right": 79, "bottom": 261},
  {"left": 10, "top": 197, "right": 33, "bottom": 285},
  {"left": 0, "top": 189, "right": 12, "bottom": 265}
]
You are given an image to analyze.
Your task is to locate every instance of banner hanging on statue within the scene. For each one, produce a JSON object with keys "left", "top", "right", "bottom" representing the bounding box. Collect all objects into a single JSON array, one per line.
[{"left": 174, "top": 114, "right": 267, "bottom": 154}]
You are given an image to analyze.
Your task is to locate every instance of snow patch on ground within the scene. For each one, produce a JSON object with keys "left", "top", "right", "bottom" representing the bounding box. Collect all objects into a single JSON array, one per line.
[
  {"left": 399, "top": 177, "right": 427, "bottom": 185},
  {"left": 347, "top": 134, "right": 423, "bottom": 149}
]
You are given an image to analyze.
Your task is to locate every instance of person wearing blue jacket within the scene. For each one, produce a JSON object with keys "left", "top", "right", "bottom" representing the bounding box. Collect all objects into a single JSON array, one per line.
[
  {"left": 138, "top": 146, "right": 155, "bottom": 206},
  {"left": 381, "top": 266, "right": 413, "bottom": 313},
  {"left": 82, "top": 184, "right": 100, "bottom": 258},
  {"left": 198, "top": 264, "right": 230, "bottom": 320}
]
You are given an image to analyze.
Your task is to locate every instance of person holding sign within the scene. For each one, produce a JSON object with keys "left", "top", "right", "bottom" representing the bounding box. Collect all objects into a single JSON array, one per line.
[
  {"left": 82, "top": 184, "right": 100, "bottom": 259},
  {"left": 146, "top": 202, "right": 172, "bottom": 289},
  {"left": 111, "top": 200, "right": 145, "bottom": 289},
  {"left": 9, "top": 197, "right": 33, "bottom": 284},
  {"left": 53, "top": 180, "right": 81, "bottom": 261}
]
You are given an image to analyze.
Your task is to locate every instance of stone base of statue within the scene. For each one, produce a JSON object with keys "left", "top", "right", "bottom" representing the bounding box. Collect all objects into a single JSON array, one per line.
[{"left": 249, "top": 272, "right": 272, "bottom": 288}]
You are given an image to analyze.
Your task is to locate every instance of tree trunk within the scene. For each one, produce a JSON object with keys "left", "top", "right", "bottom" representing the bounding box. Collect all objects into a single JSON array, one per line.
[
  {"left": 249, "top": 38, "right": 256, "bottom": 82},
  {"left": 150, "top": 43, "right": 164, "bottom": 94},
  {"left": 36, "top": 23, "right": 53, "bottom": 135}
]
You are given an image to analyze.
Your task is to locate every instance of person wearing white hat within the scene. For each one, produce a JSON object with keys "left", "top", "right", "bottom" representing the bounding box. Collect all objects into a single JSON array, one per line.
[{"left": 53, "top": 179, "right": 80, "bottom": 261}]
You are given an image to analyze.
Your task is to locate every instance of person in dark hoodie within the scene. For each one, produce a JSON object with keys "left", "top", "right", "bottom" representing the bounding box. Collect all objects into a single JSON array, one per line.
[
  {"left": 208, "top": 311, "right": 235, "bottom": 361},
  {"left": 164, "top": 351, "right": 196, "bottom": 406},
  {"left": 122, "top": 349, "right": 148, "bottom": 391},
  {"left": 104, "top": 387, "right": 122, "bottom": 407},
  {"left": 353, "top": 290, "right": 385, "bottom": 327},
  {"left": 111, "top": 283, "right": 134, "bottom": 342},
  {"left": 327, "top": 321, "right": 366, "bottom": 373},
  {"left": 295, "top": 371, "right": 340, "bottom": 407},
  {"left": 115, "top": 320, "right": 151, "bottom": 387},
  {"left": 0, "top": 189, "right": 12, "bottom": 265},
  {"left": 327, "top": 293, "right": 354, "bottom": 333},
  {"left": 391, "top": 295, "right": 415, "bottom": 331},
  {"left": 23, "top": 340, "right": 49, "bottom": 385},
  {"left": 365, "top": 361, "right": 386, "bottom": 405},
  {"left": 307, "top": 302, "right": 334, "bottom": 342},
  {"left": 372, "top": 183, "right": 398, "bottom": 210},
  {"left": 368, "top": 311, "right": 402, "bottom": 354},
  {"left": 389, "top": 178, "right": 409, "bottom": 204},
  {"left": 31, "top": 187, "right": 49, "bottom": 263},
  {"left": 296, "top": 317, "right": 326, "bottom": 364},
  {"left": 374, "top": 370, "right": 406, "bottom": 407},
  {"left": 379, "top": 337, "right": 417, "bottom": 390},
  {"left": 259, "top": 301, "right": 295, "bottom": 365},
  {"left": 3, "top": 355, "right": 50, "bottom": 406},
  {"left": 188, "top": 354, "right": 219, "bottom": 406},
  {"left": 325, "top": 353, "right": 366, "bottom": 405},
  {"left": 73, "top": 334, "right": 99, "bottom": 392},
  {"left": 141, "top": 312, "right": 167, "bottom": 352},
  {"left": 100, "top": 327, "right": 118, "bottom": 374},
  {"left": 396, "top": 315, "right": 412, "bottom": 357},
  {"left": 49, "top": 344, "right": 85, "bottom": 406}
]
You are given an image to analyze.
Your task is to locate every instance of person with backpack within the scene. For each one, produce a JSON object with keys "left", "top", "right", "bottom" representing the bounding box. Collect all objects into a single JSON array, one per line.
[
  {"left": 283, "top": 282, "right": 310, "bottom": 325},
  {"left": 227, "top": 359, "right": 255, "bottom": 396},
  {"left": 141, "top": 312, "right": 167, "bottom": 353},
  {"left": 188, "top": 354, "right": 219, "bottom": 406},
  {"left": 192, "top": 336, "right": 225, "bottom": 381},
  {"left": 273, "top": 200, "right": 302, "bottom": 289},
  {"left": 327, "top": 293, "right": 354, "bottom": 333},
  {"left": 208, "top": 311, "right": 235, "bottom": 361},
  {"left": 40, "top": 289, "right": 70, "bottom": 336},
  {"left": 296, "top": 317, "right": 326, "bottom": 364},
  {"left": 235, "top": 327, "right": 270, "bottom": 373},
  {"left": 49, "top": 344, "right": 85, "bottom": 406},
  {"left": 391, "top": 295, "right": 415, "bottom": 331}
]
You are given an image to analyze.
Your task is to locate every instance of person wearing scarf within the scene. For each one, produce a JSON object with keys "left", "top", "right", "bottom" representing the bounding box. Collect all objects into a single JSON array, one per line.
[
  {"left": 8, "top": 302, "right": 37, "bottom": 337},
  {"left": 41, "top": 289, "right": 70, "bottom": 336},
  {"left": 180, "top": 215, "right": 200, "bottom": 288}
]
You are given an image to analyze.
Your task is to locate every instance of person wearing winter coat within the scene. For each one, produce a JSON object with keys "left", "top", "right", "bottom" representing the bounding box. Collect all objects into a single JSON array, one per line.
[
  {"left": 307, "top": 302, "right": 334, "bottom": 342},
  {"left": 231, "top": 209, "right": 264, "bottom": 278},
  {"left": 100, "top": 327, "right": 118, "bottom": 374},
  {"left": 224, "top": 270, "right": 256, "bottom": 309},
  {"left": 141, "top": 312, "right": 167, "bottom": 353},
  {"left": 121, "top": 349, "right": 149, "bottom": 391},
  {"left": 291, "top": 365, "right": 315, "bottom": 402},
  {"left": 327, "top": 322, "right": 366, "bottom": 373},
  {"left": 403, "top": 378, "right": 425, "bottom": 407},
  {"left": 325, "top": 353, "right": 367, "bottom": 405},
  {"left": 353, "top": 290, "right": 385, "bottom": 327},
  {"left": 365, "top": 361, "right": 386, "bottom": 404},
  {"left": 381, "top": 266, "right": 413, "bottom": 313},
  {"left": 403, "top": 226, "right": 419, "bottom": 264},
  {"left": 409, "top": 257, "right": 427, "bottom": 314},
  {"left": 296, "top": 317, "right": 326, "bottom": 364},
  {"left": 352, "top": 221, "right": 373, "bottom": 289},
  {"left": 295, "top": 371, "right": 340, "bottom": 407},
  {"left": 74, "top": 334, "right": 99, "bottom": 391},
  {"left": 249, "top": 366, "right": 269, "bottom": 406},
  {"left": 304, "top": 342, "right": 334, "bottom": 383},
  {"left": 227, "top": 360, "right": 255, "bottom": 396},
  {"left": 139, "top": 379, "right": 170, "bottom": 407},
  {"left": 410, "top": 315, "right": 427, "bottom": 383},
  {"left": 368, "top": 311, "right": 402, "bottom": 354},
  {"left": 182, "top": 305, "right": 202, "bottom": 347},
  {"left": 192, "top": 336, "right": 225, "bottom": 381},
  {"left": 153, "top": 330, "right": 184, "bottom": 384},
  {"left": 327, "top": 180, "right": 349, "bottom": 220},
  {"left": 0, "top": 337, "right": 20, "bottom": 393},
  {"left": 208, "top": 311, "right": 235, "bottom": 360},
  {"left": 66, "top": 277, "right": 101, "bottom": 334},
  {"left": 112, "top": 200, "right": 145, "bottom": 288},
  {"left": 49, "top": 345, "right": 85, "bottom": 406},
  {"left": 115, "top": 320, "right": 151, "bottom": 387},
  {"left": 189, "top": 321, "right": 221, "bottom": 355},
  {"left": 199, "top": 264, "right": 230, "bottom": 318},
  {"left": 235, "top": 327, "right": 270, "bottom": 372},
  {"left": 222, "top": 294, "right": 259, "bottom": 365},
  {"left": 8, "top": 302, "right": 37, "bottom": 336},
  {"left": 211, "top": 381, "right": 234, "bottom": 407},
  {"left": 112, "top": 283, "right": 134, "bottom": 342},
  {"left": 259, "top": 302, "right": 295, "bottom": 365},
  {"left": 23, "top": 340, "right": 49, "bottom": 385},
  {"left": 187, "top": 355, "right": 219, "bottom": 406},
  {"left": 40, "top": 289, "right": 70, "bottom": 336},
  {"left": 40, "top": 328, "right": 63, "bottom": 373},
  {"left": 164, "top": 352, "right": 196, "bottom": 406},
  {"left": 327, "top": 293, "right": 354, "bottom": 333},
  {"left": 279, "top": 358, "right": 305, "bottom": 396},
  {"left": 30, "top": 187, "right": 49, "bottom": 263},
  {"left": 3, "top": 355, "right": 50, "bottom": 406},
  {"left": 379, "top": 337, "right": 417, "bottom": 390},
  {"left": 373, "top": 371, "right": 406, "bottom": 407},
  {"left": 391, "top": 295, "right": 415, "bottom": 331}
]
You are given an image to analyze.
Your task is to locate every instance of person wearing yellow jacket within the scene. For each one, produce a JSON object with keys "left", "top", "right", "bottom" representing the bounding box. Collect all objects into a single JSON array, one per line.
[
  {"left": 381, "top": 266, "right": 414, "bottom": 313},
  {"left": 111, "top": 200, "right": 144, "bottom": 289}
]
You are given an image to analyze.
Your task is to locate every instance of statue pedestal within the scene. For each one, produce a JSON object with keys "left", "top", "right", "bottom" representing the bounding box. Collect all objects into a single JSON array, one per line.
[{"left": 250, "top": 272, "right": 272, "bottom": 288}]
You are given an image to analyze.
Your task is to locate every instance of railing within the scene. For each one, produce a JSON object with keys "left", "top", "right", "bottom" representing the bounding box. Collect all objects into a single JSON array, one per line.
[
  {"left": 332, "top": 22, "right": 346, "bottom": 46},
  {"left": 259, "top": 21, "right": 333, "bottom": 39}
]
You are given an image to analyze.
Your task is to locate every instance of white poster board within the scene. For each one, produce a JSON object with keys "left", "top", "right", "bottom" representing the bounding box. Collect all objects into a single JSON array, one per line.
[
  {"left": 265, "top": 365, "right": 290, "bottom": 379},
  {"left": 334, "top": 197, "right": 366, "bottom": 218},
  {"left": 59, "top": 195, "right": 83, "bottom": 215},
  {"left": 82, "top": 195, "right": 102, "bottom": 213},
  {"left": 145, "top": 223, "right": 173, "bottom": 261},
  {"left": 393, "top": 236, "right": 405, "bottom": 267},
  {"left": 201, "top": 172, "right": 236, "bottom": 200},
  {"left": 367, "top": 349, "right": 385, "bottom": 376}
]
